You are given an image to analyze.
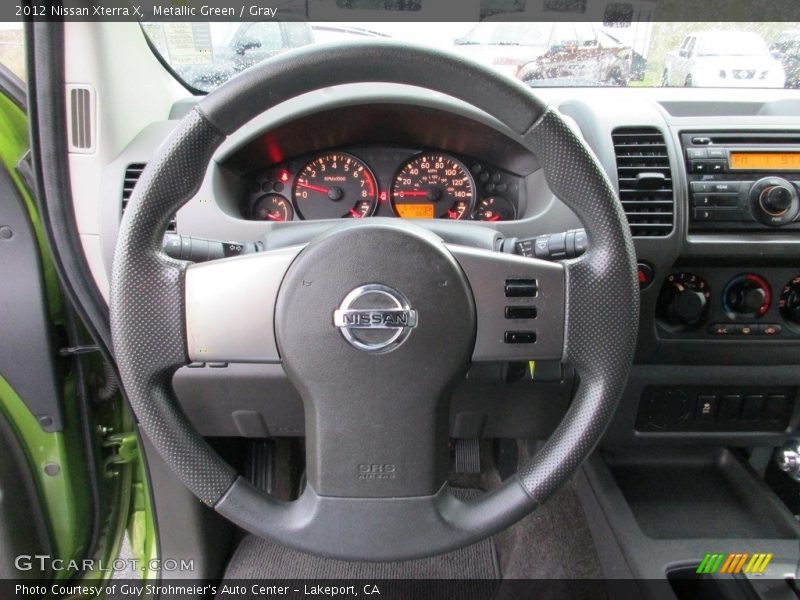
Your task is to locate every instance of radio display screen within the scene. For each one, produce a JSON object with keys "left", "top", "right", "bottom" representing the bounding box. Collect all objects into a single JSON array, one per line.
[{"left": 729, "top": 152, "right": 800, "bottom": 171}]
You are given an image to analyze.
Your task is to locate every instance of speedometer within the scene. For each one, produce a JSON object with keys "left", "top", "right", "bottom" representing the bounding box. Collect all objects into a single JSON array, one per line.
[
  {"left": 292, "top": 153, "right": 378, "bottom": 220},
  {"left": 391, "top": 154, "right": 475, "bottom": 220}
]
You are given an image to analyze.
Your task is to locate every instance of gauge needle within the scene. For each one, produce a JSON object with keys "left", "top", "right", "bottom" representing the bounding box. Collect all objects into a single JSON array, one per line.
[
  {"left": 297, "top": 182, "right": 329, "bottom": 194},
  {"left": 348, "top": 208, "right": 363, "bottom": 218},
  {"left": 397, "top": 190, "right": 429, "bottom": 197},
  {"left": 266, "top": 212, "right": 283, "bottom": 221},
  {"left": 485, "top": 215, "right": 501, "bottom": 222}
]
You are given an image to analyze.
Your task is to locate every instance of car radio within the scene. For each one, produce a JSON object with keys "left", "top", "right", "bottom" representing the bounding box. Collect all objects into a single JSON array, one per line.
[{"left": 683, "top": 132, "right": 800, "bottom": 232}]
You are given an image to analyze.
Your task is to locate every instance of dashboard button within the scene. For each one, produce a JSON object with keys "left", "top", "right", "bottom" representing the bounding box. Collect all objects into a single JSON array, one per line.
[
  {"left": 711, "top": 182, "right": 740, "bottom": 193},
  {"left": 765, "top": 394, "right": 789, "bottom": 421},
  {"left": 741, "top": 394, "right": 765, "bottom": 421},
  {"left": 737, "top": 324, "right": 757, "bottom": 336},
  {"left": 718, "top": 394, "right": 742, "bottom": 422},
  {"left": 692, "top": 193, "right": 739, "bottom": 208},
  {"left": 691, "top": 181, "right": 714, "bottom": 193},
  {"left": 696, "top": 395, "right": 718, "bottom": 421},
  {"left": 707, "top": 148, "right": 726, "bottom": 159},
  {"left": 692, "top": 137, "right": 711, "bottom": 145},
  {"left": 504, "top": 331, "right": 537, "bottom": 344},
  {"left": 690, "top": 160, "right": 709, "bottom": 174},
  {"left": 693, "top": 208, "right": 744, "bottom": 222},
  {"left": 709, "top": 323, "right": 734, "bottom": 336},
  {"left": 686, "top": 148, "right": 708, "bottom": 159},
  {"left": 759, "top": 324, "right": 782, "bottom": 336},
  {"left": 637, "top": 263, "right": 654, "bottom": 288}
]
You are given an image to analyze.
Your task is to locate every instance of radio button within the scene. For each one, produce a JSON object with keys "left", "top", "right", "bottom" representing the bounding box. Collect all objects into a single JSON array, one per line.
[
  {"left": 708, "top": 161, "right": 726, "bottom": 173},
  {"left": 691, "top": 137, "right": 711, "bottom": 145},
  {"left": 707, "top": 148, "right": 726, "bottom": 159},
  {"left": 693, "top": 208, "right": 745, "bottom": 221},
  {"left": 711, "top": 182, "right": 740, "bottom": 193},
  {"left": 690, "top": 160, "right": 709, "bottom": 173},
  {"left": 691, "top": 181, "right": 714, "bottom": 193},
  {"left": 686, "top": 148, "right": 708, "bottom": 159},
  {"left": 692, "top": 193, "right": 739, "bottom": 208}
]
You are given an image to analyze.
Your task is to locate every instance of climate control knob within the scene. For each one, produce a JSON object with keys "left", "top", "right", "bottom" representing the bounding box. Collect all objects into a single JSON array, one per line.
[
  {"left": 723, "top": 273, "right": 771, "bottom": 319},
  {"left": 779, "top": 276, "right": 800, "bottom": 327},
  {"left": 657, "top": 273, "right": 711, "bottom": 329}
]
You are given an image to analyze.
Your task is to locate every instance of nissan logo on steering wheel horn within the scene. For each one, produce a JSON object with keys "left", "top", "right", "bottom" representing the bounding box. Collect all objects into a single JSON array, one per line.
[{"left": 333, "top": 284, "right": 418, "bottom": 353}]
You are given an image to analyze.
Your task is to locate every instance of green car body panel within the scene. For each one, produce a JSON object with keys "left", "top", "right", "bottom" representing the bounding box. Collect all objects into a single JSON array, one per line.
[{"left": 0, "top": 87, "right": 158, "bottom": 588}]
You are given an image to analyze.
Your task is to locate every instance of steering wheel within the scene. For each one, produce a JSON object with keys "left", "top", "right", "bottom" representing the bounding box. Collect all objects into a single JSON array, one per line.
[{"left": 110, "top": 41, "right": 638, "bottom": 561}]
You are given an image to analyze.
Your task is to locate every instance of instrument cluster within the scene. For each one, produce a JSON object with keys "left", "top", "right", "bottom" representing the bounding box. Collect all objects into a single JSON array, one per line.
[{"left": 242, "top": 146, "right": 521, "bottom": 223}]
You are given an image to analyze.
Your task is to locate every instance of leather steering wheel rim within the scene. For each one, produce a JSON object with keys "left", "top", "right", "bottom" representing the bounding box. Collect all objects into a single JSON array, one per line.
[{"left": 110, "top": 41, "right": 638, "bottom": 561}]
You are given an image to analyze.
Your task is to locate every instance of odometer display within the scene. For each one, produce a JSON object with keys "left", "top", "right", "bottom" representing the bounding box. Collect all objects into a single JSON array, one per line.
[
  {"left": 391, "top": 154, "right": 475, "bottom": 220},
  {"left": 395, "top": 203, "right": 435, "bottom": 219},
  {"left": 292, "top": 153, "right": 378, "bottom": 220}
]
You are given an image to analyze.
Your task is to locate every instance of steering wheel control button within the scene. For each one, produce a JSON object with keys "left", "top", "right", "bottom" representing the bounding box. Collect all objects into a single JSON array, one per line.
[
  {"left": 504, "top": 331, "right": 537, "bottom": 344},
  {"left": 505, "top": 306, "right": 537, "bottom": 320},
  {"left": 333, "top": 284, "right": 418, "bottom": 354},
  {"left": 504, "top": 278, "right": 537, "bottom": 297}
]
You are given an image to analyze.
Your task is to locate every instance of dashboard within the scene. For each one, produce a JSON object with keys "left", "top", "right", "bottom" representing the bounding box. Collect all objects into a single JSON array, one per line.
[
  {"left": 238, "top": 146, "right": 522, "bottom": 223},
  {"left": 97, "top": 84, "right": 800, "bottom": 447}
]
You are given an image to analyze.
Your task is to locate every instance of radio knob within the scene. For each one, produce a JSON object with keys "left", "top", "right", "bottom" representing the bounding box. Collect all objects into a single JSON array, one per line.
[
  {"left": 750, "top": 177, "right": 799, "bottom": 226},
  {"left": 760, "top": 185, "right": 793, "bottom": 216}
]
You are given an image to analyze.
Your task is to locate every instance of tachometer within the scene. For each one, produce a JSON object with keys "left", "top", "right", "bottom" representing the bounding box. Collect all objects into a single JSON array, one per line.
[
  {"left": 292, "top": 153, "right": 378, "bottom": 220},
  {"left": 391, "top": 154, "right": 475, "bottom": 220}
]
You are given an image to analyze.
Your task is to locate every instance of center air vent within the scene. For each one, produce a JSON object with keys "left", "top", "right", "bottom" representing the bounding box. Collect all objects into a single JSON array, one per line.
[
  {"left": 612, "top": 127, "right": 674, "bottom": 237},
  {"left": 121, "top": 163, "right": 176, "bottom": 232}
]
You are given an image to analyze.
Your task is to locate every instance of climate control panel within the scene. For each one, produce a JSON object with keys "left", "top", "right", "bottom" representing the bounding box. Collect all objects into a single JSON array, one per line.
[{"left": 656, "top": 268, "right": 800, "bottom": 339}]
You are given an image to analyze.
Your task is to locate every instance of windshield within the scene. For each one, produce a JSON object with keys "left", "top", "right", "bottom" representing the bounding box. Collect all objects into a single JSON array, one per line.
[
  {"left": 143, "top": 21, "right": 796, "bottom": 92},
  {"left": 695, "top": 32, "right": 770, "bottom": 57}
]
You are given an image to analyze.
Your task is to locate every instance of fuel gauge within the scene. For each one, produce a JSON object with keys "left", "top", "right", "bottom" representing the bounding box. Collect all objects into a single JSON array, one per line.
[
  {"left": 472, "top": 196, "right": 516, "bottom": 222},
  {"left": 253, "top": 194, "right": 294, "bottom": 222}
]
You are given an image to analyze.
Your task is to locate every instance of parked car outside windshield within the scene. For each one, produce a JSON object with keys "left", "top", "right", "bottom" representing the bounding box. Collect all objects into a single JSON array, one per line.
[{"left": 663, "top": 31, "right": 785, "bottom": 87}]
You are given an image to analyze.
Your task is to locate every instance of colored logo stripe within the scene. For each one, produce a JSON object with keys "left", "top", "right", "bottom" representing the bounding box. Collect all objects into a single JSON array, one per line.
[{"left": 697, "top": 553, "right": 773, "bottom": 574}]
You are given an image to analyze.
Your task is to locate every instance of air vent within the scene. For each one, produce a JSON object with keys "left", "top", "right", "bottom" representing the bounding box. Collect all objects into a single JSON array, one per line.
[
  {"left": 122, "top": 163, "right": 176, "bottom": 232},
  {"left": 612, "top": 127, "right": 674, "bottom": 237},
  {"left": 67, "top": 85, "right": 95, "bottom": 153}
]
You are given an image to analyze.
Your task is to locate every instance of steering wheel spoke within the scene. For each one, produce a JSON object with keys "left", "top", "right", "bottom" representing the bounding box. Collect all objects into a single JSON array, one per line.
[
  {"left": 447, "top": 245, "right": 565, "bottom": 363},
  {"left": 184, "top": 245, "right": 304, "bottom": 364}
]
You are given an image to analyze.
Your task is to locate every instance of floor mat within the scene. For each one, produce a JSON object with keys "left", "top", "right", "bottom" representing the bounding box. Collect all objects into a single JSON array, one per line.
[
  {"left": 216, "top": 484, "right": 605, "bottom": 599},
  {"left": 220, "top": 488, "right": 497, "bottom": 582}
]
